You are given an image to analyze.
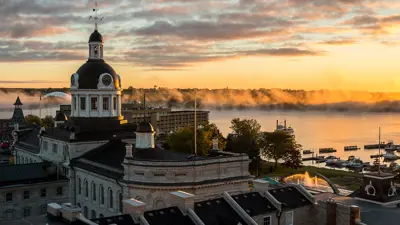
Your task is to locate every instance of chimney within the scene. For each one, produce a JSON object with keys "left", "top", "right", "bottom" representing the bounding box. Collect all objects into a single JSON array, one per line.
[
  {"left": 212, "top": 137, "right": 219, "bottom": 150},
  {"left": 350, "top": 205, "right": 361, "bottom": 224},
  {"left": 123, "top": 198, "right": 146, "bottom": 218},
  {"left": 126, "top": 144, "right": 133, "bottom": 158},
  {"left": 170, "top": 191, "right": 195, "bottom": 213},
  {"left": 47, "top": 203, "right": 62, "bottom": 220},
  {"left": 59, "top": 203, "right": 81, "bottom": 223}
]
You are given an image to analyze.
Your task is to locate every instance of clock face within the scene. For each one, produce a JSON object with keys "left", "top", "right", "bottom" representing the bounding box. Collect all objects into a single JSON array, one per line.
[
  {"left": 70, "top": 75, "right": 75, "bottom": 85},
  {"left": 102, "top": 75, "right": 112, "bottom": 86}
]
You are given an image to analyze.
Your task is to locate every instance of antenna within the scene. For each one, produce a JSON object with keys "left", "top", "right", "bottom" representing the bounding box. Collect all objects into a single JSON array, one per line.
[
  {"left": 89, "top": 1, "right": 103, "bottom": 30},
  {"left": 378, "top": 127, "right": 381, "bottom": 174},
  {"left": 194, "top": 90, "right": 197, "bottom": 156}
]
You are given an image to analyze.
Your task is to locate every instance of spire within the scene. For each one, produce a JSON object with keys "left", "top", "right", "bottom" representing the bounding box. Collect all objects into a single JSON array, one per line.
[
  {"left": 14, "top": 96, "right": 23, "bottom": 107},
  {"left": 89, "top": 1, "right": 103, "bottom": 31}
]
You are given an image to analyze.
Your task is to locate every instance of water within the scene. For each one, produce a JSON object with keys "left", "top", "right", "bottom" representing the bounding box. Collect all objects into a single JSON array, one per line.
[
  {"left": 2, "top": 107, "right": 399, "bottom": 165},
  {"left": 209, "top": 109, "right": 400, "bottom": 165}
]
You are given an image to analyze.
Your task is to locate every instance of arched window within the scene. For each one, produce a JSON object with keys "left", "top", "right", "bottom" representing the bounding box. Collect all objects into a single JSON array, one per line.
[
  {"left": 83, "top": 206, "right": 88, "bottom": 218},
  {"left": 84, "top": 180, "right": 88, "bottom": 198},
  {"left": 78, "top": 178, "right": 81, "bottom": 195},
  {"left": 92, "top": 182, "right": 96, "bottom": 201},
  {"left": 154, "top": 199, "right": 166, "bottom": 209},
  {"left": 100, "top": 185, "right": 104, "bottom": 205},
  {"left": 90, "top": 210, "right": 96, "bottom": 219},
  {"left": 109, "top": 189, "right": 113, "bottom": 209},
  {"left": 118, "top": 192, "right": 123, "bottom": 213}
]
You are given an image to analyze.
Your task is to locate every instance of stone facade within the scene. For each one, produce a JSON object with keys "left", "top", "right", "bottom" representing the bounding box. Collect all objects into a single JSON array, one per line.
[
  {"left": 0, "top": 180, "right": 69, "bottom": 222},
  {"left": 314, "top": 200, "right": 361, "bottom": 225},
  {"left": 74, "top": 167, "right": 123, "bottom": 219}
]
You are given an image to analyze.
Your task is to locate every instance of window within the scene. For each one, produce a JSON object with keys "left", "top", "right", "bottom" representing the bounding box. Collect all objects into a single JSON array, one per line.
[
  {"left": 57, "top": 187, "right": 63, "bottom": 196},
  {"left": 63, "top": 145, "right": 68, "bottom": 161},
  {"left": 84, "top": 206, "right": 88, "bottom": 218},
  {"left": 43, "top": 141, "right": 48, "bottom": 151},
  {"left": 92, "top": 183, "right": 96, "bottom": 201},
  {"left": 113, "top": 97, "right": 117, "bottom": 110},
  {"left": 52, "top": 143, "right": 57, "bottom": 153},
  {"left": 285, "top": 211, "right": 293, "bottom": 225},
  {"left": 91, "top": 97, "right": 98, "bottom": 110},
  {"left": 5, "top": 193, "right": 12, "bottom": 202},
  {"left": 40, "top": 189, "right": 47, "bottom": 197},
  {"left": 5, "top": 209, "right": 14, "bottom": 220},
  {"left": 263, "top": 216, "right": 271, "bottom": 225},
  {"left": 103, "top": 97, "right": 109, "bottom": 110},
  {"left": 85, "top": 180, "right": 88, "bottom": 198},
  {"left": 100, "top": 185, "right": 104, "bottom": 205},
  {"left": 109, "top": 189, "right": 113, "bottom": 209},
  {"left": 78, "top": 178, "right": 81, "bottom": 195},
  {"left": 80, "top": 97, "right": 86, "bottom": 110},
  {"left": 119, "top": 192, "right": 123, "bottom": 213},
  {"left": 23, "top": 207, "right": 31, "bottom": 218},
  {"left": 23, "top": 190, "right": 30, "bottom": 200},
  {"left": 91, "top": 210, "right": 96, "bottom": 219},
  {"left": 39, "top": 204, "right": 47, "bottom": 215}
]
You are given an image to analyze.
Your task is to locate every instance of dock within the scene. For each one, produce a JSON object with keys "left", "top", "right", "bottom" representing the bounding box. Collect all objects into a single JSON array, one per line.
[
  {"left": 319, "top": 148, "right": 337, "bottom": 153},
  {"left": 370, "top": 154, "right": 383, "bottom": 159},
  {"left": 364, "top": 144, "right": 385, "bottom": 149},
  {"left": 302, "top": 156, "right": 324, "bottom": 161},
  {"left": 344, "top": 146, "right": 359, "bottom": 151}
]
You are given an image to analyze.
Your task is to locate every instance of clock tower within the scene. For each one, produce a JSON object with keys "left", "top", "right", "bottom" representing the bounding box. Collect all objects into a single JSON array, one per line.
[{"left": 69, "top": 4, "right": 122, "bottom": 120}]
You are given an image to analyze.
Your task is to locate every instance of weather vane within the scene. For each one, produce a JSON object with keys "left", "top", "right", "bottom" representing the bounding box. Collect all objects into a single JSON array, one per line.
[{"left": 89, "top": 1, "right": 104, "bottom": 30}]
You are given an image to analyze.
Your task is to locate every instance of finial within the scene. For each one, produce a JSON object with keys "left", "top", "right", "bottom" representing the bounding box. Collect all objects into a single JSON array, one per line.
[{"left": 89, "top": 1, "right": 103, "bottom": 31}]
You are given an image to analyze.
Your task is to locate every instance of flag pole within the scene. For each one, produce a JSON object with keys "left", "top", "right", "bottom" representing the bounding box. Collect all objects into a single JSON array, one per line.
[{"left": 194, "top": 90, "right": 197, "bottom": 156}]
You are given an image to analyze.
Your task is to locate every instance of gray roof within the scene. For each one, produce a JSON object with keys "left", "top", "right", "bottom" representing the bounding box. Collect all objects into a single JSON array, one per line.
[
  {"left": 0, "top": 162, "right": 67, "bottom": 187},
  {"left": 334, "top": 197, "right": 400, "bottom": 225},
  {"left": 14, "top": 126, "right": 41, "bottom": 153}
]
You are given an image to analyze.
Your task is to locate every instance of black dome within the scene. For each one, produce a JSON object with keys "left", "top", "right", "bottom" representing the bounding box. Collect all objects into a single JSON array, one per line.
[
  {"left": 136, "top": 121, "right": 154, "bottom": 133},
  {"left": 89, "top": 30, "right": 103, "bottom": 43},
  {"left": 55, "top": 112, "right": 68, "bottom": 121},
  {"left": 76, "top": 60, "right": 120, "bottom": 89}
]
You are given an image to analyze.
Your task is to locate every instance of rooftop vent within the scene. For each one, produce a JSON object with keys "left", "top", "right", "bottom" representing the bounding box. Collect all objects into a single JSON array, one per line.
[
  {"left": 160, "top": 211, "right": 164, "bottom": 215},
  {"left": 252, "top": 193, "right": 256, "bottom": 197},
  {"left": 243, "top": 195, "right": 247, "bottom": 198},
  {"left": 288, "top": 188, "right": 292, "bottom": 191},
  {"left": 280, "top": 189, "right": 284, "bottom": 192},
  {"left": 197, "top": 204, "right": 202, "bottom": 207},
  {"left": 149, "top": 213, "right": 154, "bottom": 217},
  {"left": 170, "top": 209, "right": 175, "bottom": 213}
]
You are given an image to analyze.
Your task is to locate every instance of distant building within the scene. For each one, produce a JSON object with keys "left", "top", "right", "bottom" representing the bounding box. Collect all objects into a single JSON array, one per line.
[
  {"left": 0, "top": 162, "right": 69, "bottom": 221},
  {"left": 121, "top": 103, "right": 209, "bottom": 135}
]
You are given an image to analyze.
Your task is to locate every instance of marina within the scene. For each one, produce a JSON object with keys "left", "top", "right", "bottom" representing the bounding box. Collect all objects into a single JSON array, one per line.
[
  {"left": 344, "top": 145, "right": 359, "bottom": 151},
  {"left": 319, "top": 148, "right": 337, "bottom": 153}
]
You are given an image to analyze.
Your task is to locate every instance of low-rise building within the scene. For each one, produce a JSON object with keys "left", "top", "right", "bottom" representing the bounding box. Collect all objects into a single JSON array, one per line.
[{"left": 0, "top": 162, "right": 69, "bottom": 222}]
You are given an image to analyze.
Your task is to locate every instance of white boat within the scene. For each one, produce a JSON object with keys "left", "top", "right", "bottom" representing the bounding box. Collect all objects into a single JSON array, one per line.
[
  {"left": 383, "top": 153, "right": 398, "bottom": 160},
  {"left": 275, "top": 120, "right": 295, "bottom": 137},
  {"left": 385, "top": 140, "right": 399, "bottom": 152}
]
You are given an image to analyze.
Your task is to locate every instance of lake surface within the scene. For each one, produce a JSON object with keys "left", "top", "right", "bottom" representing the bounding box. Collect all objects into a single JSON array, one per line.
[
  {"left": 2, "top": 107, "right": 399, "bottom": 165},
  {"left": 209, "top": 109, "right": 400, "bottom": 166}
]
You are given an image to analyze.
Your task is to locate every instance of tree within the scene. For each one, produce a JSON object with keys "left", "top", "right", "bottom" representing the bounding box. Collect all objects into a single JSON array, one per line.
[
  {"left": 24, "top": 115, "right": 42, "bottom": 126},
  {"left": 226, "top": 118, "right": 261, "bottom": 174},
  {"left": 259, "top": 131, "right": 302, "bottom": 169},
  {"left": 41, "top": 115, "right": 54, "bottom": 128},
  {"left": 164, "top": 122, "right": 226, "bottom": 156},
  {"left": 282, "top": 146, "right": 302, "bottom": 170}
]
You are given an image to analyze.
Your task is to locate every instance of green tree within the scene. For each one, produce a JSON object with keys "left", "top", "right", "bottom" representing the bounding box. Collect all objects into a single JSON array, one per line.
[
  {"left": 259, "top": 131, "right": 302, "bottom": 169},
  {"left": 41, "top": 115, "right": 54, "bottom": 128},
  {"left": 226, "top": 118, "right": 261, "bottom": 174},
  {"left": 165, "top": 122, "right": 226, "bottom": 156},
  {"left": 24, "top": 115, "right": 42, "bottom": 126}
]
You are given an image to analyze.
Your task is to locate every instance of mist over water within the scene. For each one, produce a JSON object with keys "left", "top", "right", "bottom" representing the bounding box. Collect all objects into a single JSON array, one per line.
[{"left": 1, "top": 88, "right": 400, "bottom": 165}]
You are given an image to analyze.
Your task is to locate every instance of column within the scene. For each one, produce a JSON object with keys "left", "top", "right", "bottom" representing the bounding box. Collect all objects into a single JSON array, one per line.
[
  {"left": 99, "top": 95, "right": 103, "bottom": 117},
  {"left": 71, "top": 95, "right": 75, "bottom": 116},
  {"left": 117, "top": 95, "right": 121, "bottom": 116},
  {"left": 68, "top": 169, "right": 77, "bottom": 205},
  {"left": 86, "top": 94, "right": 89, "bottom": 117},
  {"left": 110, "top": 94, "right": 114, "bottom": 117},
  {"left": 75, "top": 94, "right": 79, "bottom": 117}
]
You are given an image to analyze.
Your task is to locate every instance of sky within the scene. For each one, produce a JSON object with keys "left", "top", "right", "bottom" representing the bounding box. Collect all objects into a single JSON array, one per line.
[{"left": 1, "top": 0, "right": 400, "bottom": 91}]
